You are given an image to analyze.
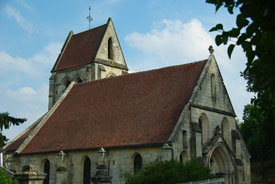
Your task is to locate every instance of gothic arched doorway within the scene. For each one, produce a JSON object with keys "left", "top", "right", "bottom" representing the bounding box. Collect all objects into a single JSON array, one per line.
[
  {"left": 83, "top": 157, "right": 91, "bottom": 184},
  {"left": 43, "top": 159, "right": 50, "bottom": 184},
  {"left": 208, "top": 144, "right": 236, "bottom": 184}
]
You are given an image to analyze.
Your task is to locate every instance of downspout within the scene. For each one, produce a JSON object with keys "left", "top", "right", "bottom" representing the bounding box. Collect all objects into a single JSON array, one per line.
[
  {"left": 168, "top": 141, "right": 174, "bottom": 160},
  {"left": 162, "top": 142, "right": 174, "bottom": 160}
]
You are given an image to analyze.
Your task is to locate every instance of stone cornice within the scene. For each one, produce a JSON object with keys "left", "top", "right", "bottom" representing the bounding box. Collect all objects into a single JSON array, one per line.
[
  {"left": 94, "top": 58, "right": 128, "bottom": 70},
  {"left": 190, "top": 103, "right": 236, "bottom": 117}
]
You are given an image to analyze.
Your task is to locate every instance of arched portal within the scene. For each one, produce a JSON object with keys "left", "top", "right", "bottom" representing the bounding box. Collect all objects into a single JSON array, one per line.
[{"left": 208, "top": 144, "right": 236, "bottom": 184}]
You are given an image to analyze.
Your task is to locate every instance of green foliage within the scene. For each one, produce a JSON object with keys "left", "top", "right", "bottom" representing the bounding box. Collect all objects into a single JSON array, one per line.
[
  {"left": 0, "top": 112, "right": 26, "bottom": 147},
  {"left": 239, "top": 104, "right": 263, "bottom": 160},
  {"left": 0, "top": 168, "right": 18, "bottom": 184},
  {"left": 206, "top": 0, "right": 275, "bottom": 132},
  {"left": 122, "top": 158, "right": 215, "bottom": 184},
  {"left": 207, "top": 0, "right": 275, "bottom": 161},
  {"left": 240, "top": 104, "right": 275, "bottom": 160}
]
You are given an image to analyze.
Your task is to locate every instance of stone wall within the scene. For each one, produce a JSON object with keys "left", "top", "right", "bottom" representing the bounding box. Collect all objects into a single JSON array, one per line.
[{"left": 7, "top": 147, "right": 164, "bottom": 184}]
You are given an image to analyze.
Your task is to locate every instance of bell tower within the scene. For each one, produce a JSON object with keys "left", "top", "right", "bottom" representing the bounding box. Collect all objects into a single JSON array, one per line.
[{"left": 48, "top": 18, "right": 128, "bottom": 110}]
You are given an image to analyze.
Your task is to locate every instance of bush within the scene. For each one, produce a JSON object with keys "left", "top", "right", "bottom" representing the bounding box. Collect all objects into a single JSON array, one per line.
[
  {"left": 122, "top": 158, "right": 215, "bottom": 184},
  {"left": 0, "top": 168, "right": 18, "bottom": 184}
]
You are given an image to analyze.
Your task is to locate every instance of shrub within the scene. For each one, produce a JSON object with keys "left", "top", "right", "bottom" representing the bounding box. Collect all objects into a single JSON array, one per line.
[
  {"left": 122, "top": 158, "right": 215, "bottom": 184},
  {"left": 0, "top": 168, "right": 18, "bottom": 184}
]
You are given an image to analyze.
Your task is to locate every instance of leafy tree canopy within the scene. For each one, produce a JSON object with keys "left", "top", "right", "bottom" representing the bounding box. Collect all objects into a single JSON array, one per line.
[
  {"left": 0, "top": 168, "right": 18, "bottom": 184},
  {"left": 122, "top": 158, "right": 215, "bottom": 184},
  {"left": 0, "top": 112, "right": 26, "bottom": 147},
  {"left": 206, "top": 0, "right": 275, "bottom": 124},
  {"left": 239, "top": 104, "right": 263, "bottom": 160}
]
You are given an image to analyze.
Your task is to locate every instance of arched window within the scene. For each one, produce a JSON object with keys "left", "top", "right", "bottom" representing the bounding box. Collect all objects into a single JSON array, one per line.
[
  {"left": 106, "top": 72, "right": 116, "bottom": 78},
  {"left": 199, "top": 118, "right": 203, "bottom": 144},
  {"left": 74, "top": 76, "right": 83, "bottom": 83},
  {"left": 62, "top": 78, "right": 71, "bottom": 92},
  {"left": 43, "top": 160, "right": 50, "bottom": 184},
  {"left": 221, "top": 117, "right": 229, "bottom": 143},
  {"left": 83, "top": 157, "right": 91, "bottom": 184},
  {"left": 211, "top": 74, "right": 216, "bottom": 98},
  {"left": 199, "top": 113, "right": 209, "bottom": 144},
  {"left": 108, "top": 38, "right": 113, "bottom": 59},
  {"left": 134, "top": 154, "right": 142, "bottom": 173}
]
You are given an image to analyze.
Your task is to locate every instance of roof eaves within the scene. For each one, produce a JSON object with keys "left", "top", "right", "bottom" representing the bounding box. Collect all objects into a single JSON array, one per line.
[{"left": 18, "top": 142, "right": 164, "bottom": 155}]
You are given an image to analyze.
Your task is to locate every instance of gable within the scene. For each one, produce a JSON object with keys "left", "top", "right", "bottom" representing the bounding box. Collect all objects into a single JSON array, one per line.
[
  {"left": 95, "top": 18, "right": 127, "bottom": 68},
  {"left": 19, "top": 60, "right": 206, "bottom": 154},
  {"left": 192, "top": 56, "right": 235, "bottom": 116}
]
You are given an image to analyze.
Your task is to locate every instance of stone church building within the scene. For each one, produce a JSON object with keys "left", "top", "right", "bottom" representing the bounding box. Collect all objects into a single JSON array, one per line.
[{"left": 3, "top": 18, "right": 250, "bottom": 184}]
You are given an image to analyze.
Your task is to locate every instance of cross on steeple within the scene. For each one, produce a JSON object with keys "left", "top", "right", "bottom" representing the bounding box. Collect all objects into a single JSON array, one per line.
[{"left": 87, "top": 6, "right": 93, "bottom": 29}]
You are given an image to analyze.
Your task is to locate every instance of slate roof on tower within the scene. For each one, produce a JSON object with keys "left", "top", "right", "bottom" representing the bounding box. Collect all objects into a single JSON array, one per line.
[
  {"left": 9, "top": 60, "right": 207, "bottom": 154},
  {"left": 52, "top": 24, "right": 107, "bottom": 72}
]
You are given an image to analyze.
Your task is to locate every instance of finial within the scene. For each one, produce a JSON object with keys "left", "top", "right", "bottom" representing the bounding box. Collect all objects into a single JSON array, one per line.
[
  {"left": 87, "top": 6, "right": 93, "bottom": 30},
  {"left": 208, "top": 45, "right": 214, "bottom": 54}
]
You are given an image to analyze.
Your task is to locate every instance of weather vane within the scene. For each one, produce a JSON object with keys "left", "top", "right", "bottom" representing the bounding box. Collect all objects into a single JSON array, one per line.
[{"left": 87, "top": 6, "right": 93, "bottom": 29}]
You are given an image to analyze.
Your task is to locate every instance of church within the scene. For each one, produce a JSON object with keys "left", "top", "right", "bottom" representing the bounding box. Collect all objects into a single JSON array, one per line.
[{"left": 3, "top": 18, "right": 251, "bottom": 184}]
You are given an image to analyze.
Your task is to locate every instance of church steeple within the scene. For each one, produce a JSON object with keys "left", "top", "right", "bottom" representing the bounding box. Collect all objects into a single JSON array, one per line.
[{"left": 48, "top": 18, "right": 128, "bottom": 110}]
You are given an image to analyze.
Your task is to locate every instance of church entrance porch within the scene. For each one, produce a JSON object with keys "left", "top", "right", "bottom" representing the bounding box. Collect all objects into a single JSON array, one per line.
[{"left": 208, "top": 143, "right": 236, "bottom": 184}]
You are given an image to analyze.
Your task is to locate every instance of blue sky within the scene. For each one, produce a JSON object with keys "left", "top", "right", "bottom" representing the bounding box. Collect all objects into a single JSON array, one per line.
[{"left": 0, "top": 0, "right": 253, "bottom": 140}]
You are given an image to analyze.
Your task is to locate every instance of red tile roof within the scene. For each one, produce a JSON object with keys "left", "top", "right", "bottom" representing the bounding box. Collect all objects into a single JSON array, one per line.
[
  {"left": 21, "top": 60, "right": 207, "bottom": 154},
  {"left": 5, "top": 123, "right": 38, "bottom": 151},
  {"left": 52, "top": 24, "right": 107, "bottom": 72}
]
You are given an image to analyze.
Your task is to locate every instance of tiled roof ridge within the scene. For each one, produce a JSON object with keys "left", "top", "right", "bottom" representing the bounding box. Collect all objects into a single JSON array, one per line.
[
  {"left": 73, "top": 24, "right": 107, "bottom": 37},
  {"left": 75, "top": 59, "right": 208, "bottom": 87}
]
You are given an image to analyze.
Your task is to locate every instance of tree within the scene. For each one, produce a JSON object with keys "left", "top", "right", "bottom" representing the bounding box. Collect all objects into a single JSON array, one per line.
[
  {"left": 206, "top": 0, "right": 275, "bottom": 178},
  {"left": 239, "top": 105, "right": 263, "bottom": 160},
  {"left": 0, "top": 112, "right": 26, "bottom": 147},
  {"left": 0, "top": 168, "right": 18, "bottom": 184},
  {"left": 206, "top": 0, "right": 275, "bottom": 130},
  {"left": 122, "top": 158, "right": 215, "bottom": 184}
]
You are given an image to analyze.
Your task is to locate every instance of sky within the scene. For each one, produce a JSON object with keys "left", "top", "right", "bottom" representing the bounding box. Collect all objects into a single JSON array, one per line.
[{"left": 0, "top": 0, "right": 253, "bottom": 141}]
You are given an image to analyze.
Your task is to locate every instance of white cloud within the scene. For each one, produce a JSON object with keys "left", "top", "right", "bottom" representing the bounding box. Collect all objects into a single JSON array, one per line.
[
  {"left": 17, "top": 0, "right": 33, "bottom": 11},
  {"left": 5, "top": 5, "right": 33, "bottom": 33},
  {"left": 1, "top": 85, "right": 49, "bottom": 140},
  {"left": 125, "top": 18, "right": 253, "bottom": 121},
  {"left": 0, "top": 42, "right": 61, "bottom": 140},
  {"left": 126, "top": 19, "right": 214, "bottom": 68},
  {"left": 0, "top": 42, "right": 62, "bottom": 77}
]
